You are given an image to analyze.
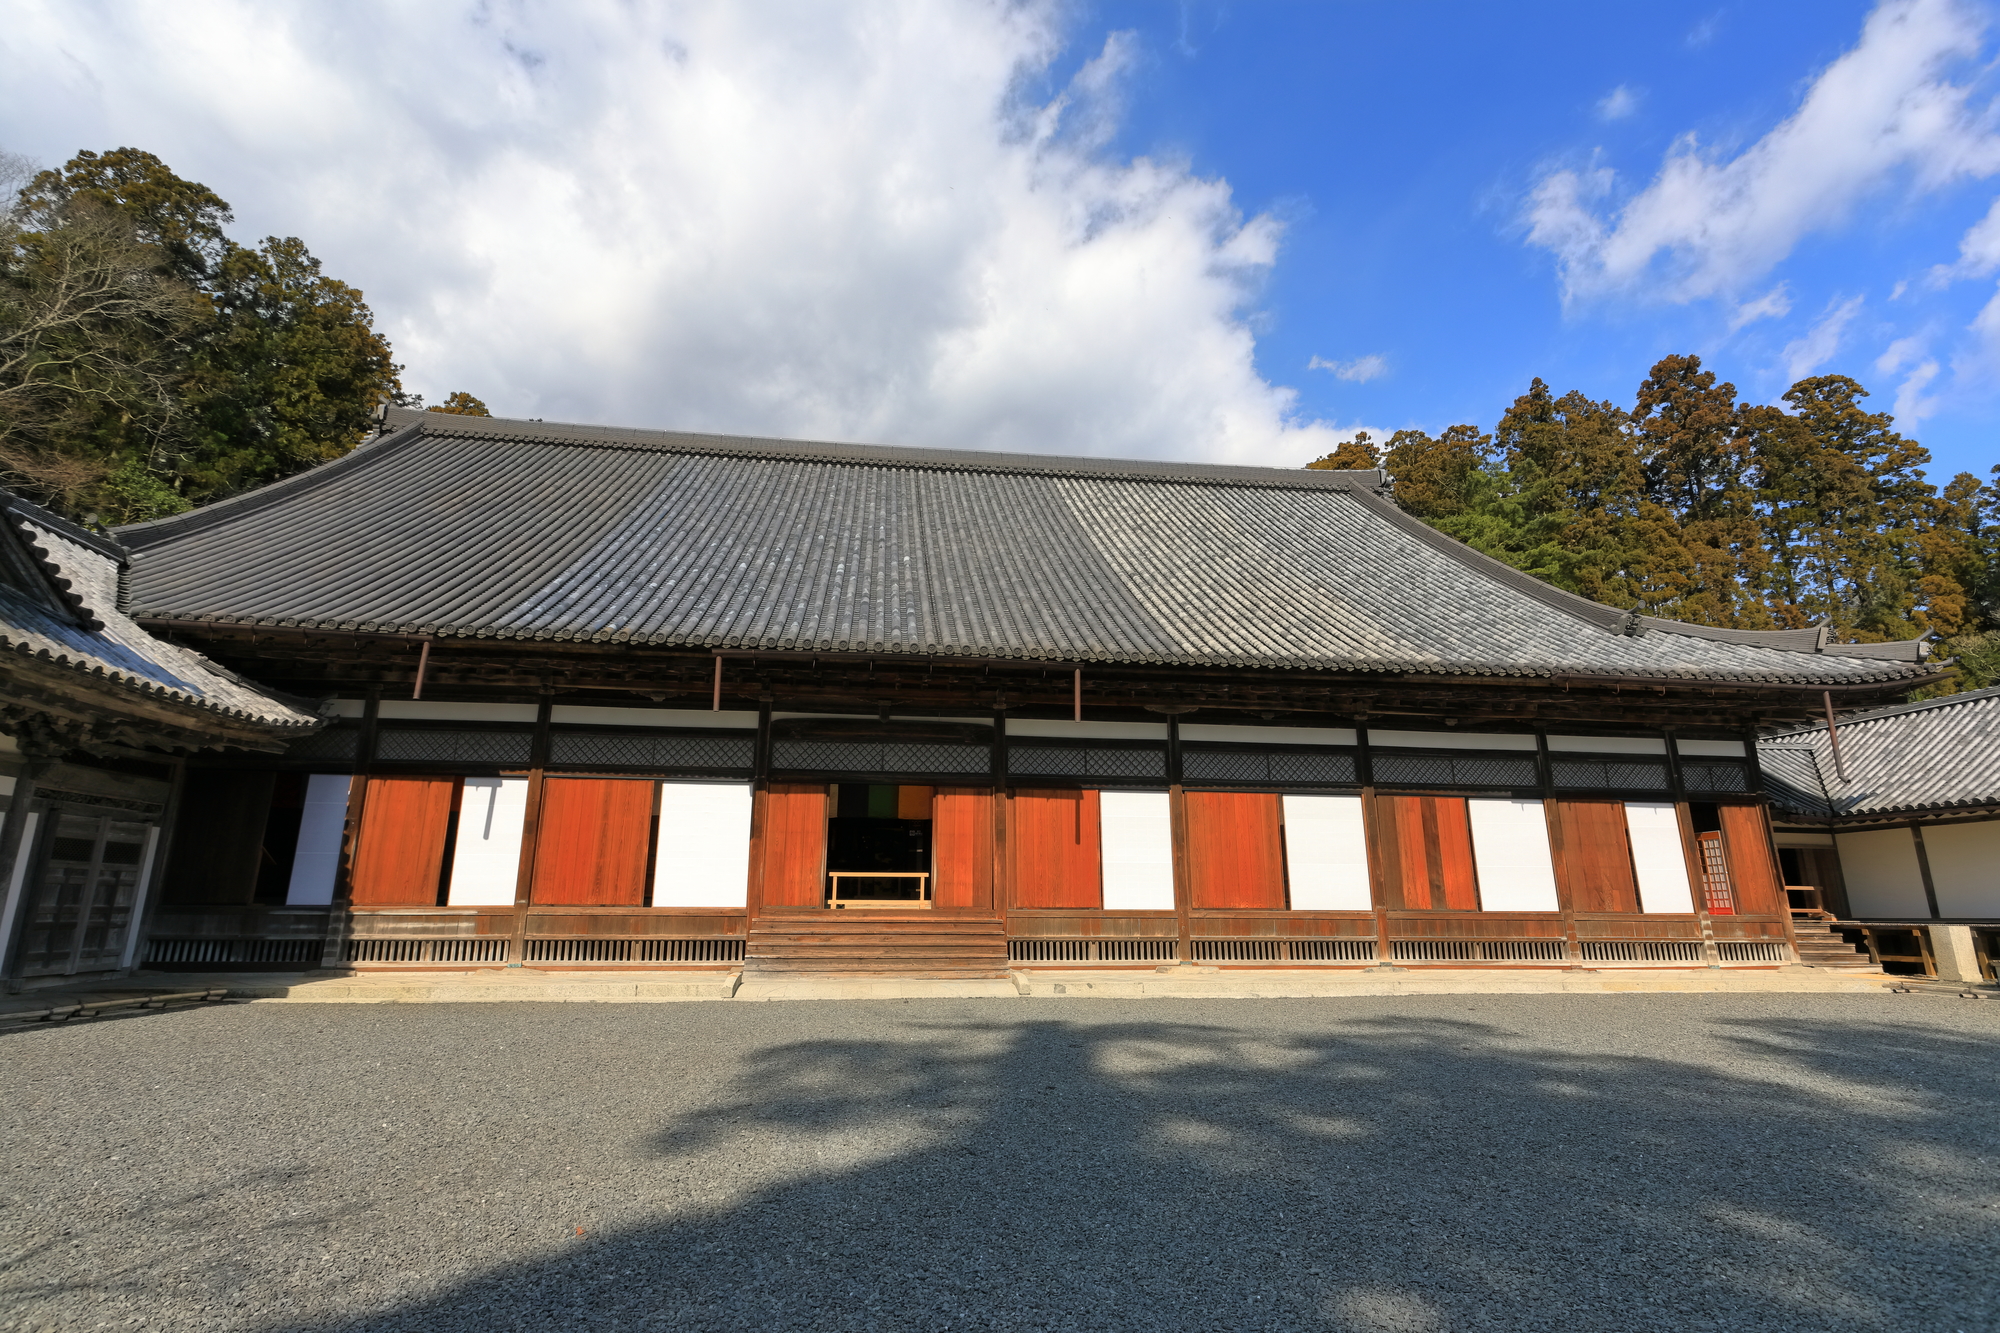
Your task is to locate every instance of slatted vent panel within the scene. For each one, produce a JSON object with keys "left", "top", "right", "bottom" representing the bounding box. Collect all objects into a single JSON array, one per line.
[
  {"left": 345, "top": 938, "right": 428, "bottom": 963},
  {"left": 374, "top": 729, "right": 534, "bottom": 765},
  {"left": 146, "top": 938, "right": 325, "bottom": 965},
  {"left": 1550, "top": 758, "right": 1670, "bottom": 791},
  {"left": 344, "top": 938, "right": 511, "bottom": 964},
  {"left": 1391, "top": 939, "right": 1568, "bottom": 962},
  {"left": 550, "top": 732, "right": 754, "bottom": 769},
  {"left": 1372, "top": 751, "right": 1538, "bottom": 788},
  {"left": 1181, "top": 748, "right": 1359, "bottom": 785},
  {"left": 1007, "top": 745, "right": 1168, "bottom": 780},
  {"left": 1717, "top": 941, "right": 1789, "bottom": 962},
  {"left": 1007, "top": 938, "right": 1179, "bottom": 962},
  {"left": 284, "top": 728, "right": 360, "bottom": 761},
  {"left": 1192, "top": 938, "right": 1378, "bottom": 962},
  {"left": 1681, "top": 760, "right": 1752, "bottom": 793},
  {"left": 637, "top": 938, "right": 745, "bottom": 963},
  {"left": 1579, "top": 940, "right": 1704, "bottom": 962},
  {"left": 522, "top": 937, "right": 746, "bottom": 964},
  {"left": 771, "top": 740, "right": 990, "bottom": 774}
]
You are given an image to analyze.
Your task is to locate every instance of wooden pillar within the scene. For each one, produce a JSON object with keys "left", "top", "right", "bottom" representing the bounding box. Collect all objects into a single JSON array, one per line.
[
  {"left": 506, "top": 696, "right": 553, "bottom": 966},
  {"left": 1664, "top": 731, "right": 1721, "bottom": 967},
  {"left": 1535, "top": 729, "right": 1584, "bottom": 966},
  {"left": 1167, "top": 717, "right": 1192, "bottom": 964},
  {"left": 1910, "top": 824, "right": 1942, "bottom": 920},
  {"left": 1743, "top": 725, "right": 1805, "bottom": 964},
  {"left": 991, "top": 712, "right": 1010, "bottom": 937},
  {"left": 1356, "top": 723, "right": 1398, "bottom": 969},
  {"left": 0, "top": 755, "right": 54, "bottom": 986}
]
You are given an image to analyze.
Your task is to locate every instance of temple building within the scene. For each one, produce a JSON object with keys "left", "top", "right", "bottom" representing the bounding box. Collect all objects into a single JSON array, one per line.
[
  {"left": 1761, "top": 688, "right": 2000, "bottom": 981},
  {"left": 0, "top": 407, "right": 1950, "bottom": 983},
  {"left": 0, "top": 492, "right": 316, "bottom": 985}
]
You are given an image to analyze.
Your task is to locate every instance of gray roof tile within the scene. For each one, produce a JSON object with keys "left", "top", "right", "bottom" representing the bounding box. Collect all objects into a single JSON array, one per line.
[
  {"left": 116, "top": 412, "right": 1932, "bottom": 687},
  {"left": 1762, "top": 687, "right": 2000, "bottom": 818}
]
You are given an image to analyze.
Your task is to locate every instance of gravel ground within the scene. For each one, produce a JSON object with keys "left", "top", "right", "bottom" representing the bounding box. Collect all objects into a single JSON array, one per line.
[{"left": 1, "top": 994, "right": 1996, "bottom": 1333}]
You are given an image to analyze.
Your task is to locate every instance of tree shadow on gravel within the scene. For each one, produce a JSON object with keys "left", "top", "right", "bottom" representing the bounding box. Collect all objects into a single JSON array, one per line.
[{"left": 251, "top": 1006, "right": 1998, "bottom": 1333}]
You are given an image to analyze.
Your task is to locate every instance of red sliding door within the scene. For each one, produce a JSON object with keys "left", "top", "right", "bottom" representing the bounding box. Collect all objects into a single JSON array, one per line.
[
  {"left": 1009, "top": 789, "right": 1101, "bottom": 909},
  {"left": 531, "top": 778, "right": 653, "bottom": 906},
  {"left": 1718, "top": 804, "right": 1785, "bottom": 915},
  {"left": 1552, "top": 800, "right": 1640, "bottom": 913},
  {"left": 350, "top": 776, "right": 455, "bottom": 906},
  {"left": 759, "top": 784, "right": 830, "bottom": 909},
  {"left": 1185, "top": 791, "right": 1286, "bottom": 909},
  {"left": 931, "top": 788, "right": 993, "bottom": 910},
  {"left": 1377, "top": 794, "right": 1478, "bottom": 911}
]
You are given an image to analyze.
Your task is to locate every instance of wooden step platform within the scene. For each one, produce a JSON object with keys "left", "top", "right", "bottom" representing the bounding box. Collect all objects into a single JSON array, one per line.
[
  {"left": 1789, "top": 921, "right": 1882, "bottom": 972},
  {"left": 745, "top": 912, "right": 1009, "bottom": 979}
]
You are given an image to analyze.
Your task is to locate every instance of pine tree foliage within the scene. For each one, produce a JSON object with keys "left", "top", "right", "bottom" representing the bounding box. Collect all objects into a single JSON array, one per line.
[
  {"left": 0, "top": 147, "right": 402, "bottom": 522},
  {"left": 1355, "top": 354, "right": 2000, "bottom": 697}
]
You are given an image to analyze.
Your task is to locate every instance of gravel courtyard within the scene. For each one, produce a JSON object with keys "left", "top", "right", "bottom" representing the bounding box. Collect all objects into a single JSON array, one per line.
[{"left": 2, "top": 994, "right": 1995, "bottom": 1333}]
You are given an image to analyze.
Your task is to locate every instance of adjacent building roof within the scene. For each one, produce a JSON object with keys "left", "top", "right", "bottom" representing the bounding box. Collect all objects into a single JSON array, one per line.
[
  {"left": 0, "top": 492, "right": 318, "bottom": 735},
  {"left": 116, "top": 409, "right": 1932, "bottom": 688},
  {"left": 1762, "top": 687, "right": 2000, "bottom": 821}
]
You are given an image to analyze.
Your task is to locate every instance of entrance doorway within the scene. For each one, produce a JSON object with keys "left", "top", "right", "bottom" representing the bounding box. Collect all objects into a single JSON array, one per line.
[
  {"left": 16, "top": 809, "right": 154, "bottom": 976},
  {"left": 826, "top": 784, "right": 932, "bottom": 907}
]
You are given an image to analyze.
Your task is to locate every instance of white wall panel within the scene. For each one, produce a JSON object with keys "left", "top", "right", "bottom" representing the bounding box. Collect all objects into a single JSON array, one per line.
[
  {"left": 1369, "top": 730, "right": 1537, "bottom": 751},
  {"left": 285, "top": 775, "right": 352, "bottom": 906},
  {"left": 1918, "top": 821, "right": 2000, "bottom": 917},
  {"left": 1467, "top": 799, "right": 1559, "bottom": 911},
  {"left": 1546, "top": 735, "right": 1667, "bottom": 755},
  {"left": 1282, "top": 795, "right": 1372, "bottom": 910},
  {"left": 377, "top": 701, "right": 539, "bottom": 722},
  {"left": 445, "top": 777, "right": 527, "bottom": 906},
  {"left": 1009, "top": 719, "right": 1168, "bottom": 741},
  {"left": 652, "top": 782, "right": 752, "bottom": 908},
  {"left": 556, "top": 705, "right": 760, "bottom": 729},
  {"left": 1624, "top": 801, "right": 1696, "bottom": 913},
  {"left": 1099, "top": 791, "right": 1175, "bottom": 910},
  {"left": 1675, "top": 739, "right": 1747, "bottom": 757},
  {"left": 1835, "top": 828, "right": 1929, "bottom": 918},
  {"left": 1181, "top": 724, "right": 1358, "bottom": 747}
]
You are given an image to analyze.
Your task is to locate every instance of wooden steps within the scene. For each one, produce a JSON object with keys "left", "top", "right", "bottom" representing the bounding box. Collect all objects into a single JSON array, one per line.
[
  {"left": 745, "top": 913, "right": 1009, "bottom": 979},
  {"left": 1789, "top": 921, "right": 1882, "bottom": 971}
]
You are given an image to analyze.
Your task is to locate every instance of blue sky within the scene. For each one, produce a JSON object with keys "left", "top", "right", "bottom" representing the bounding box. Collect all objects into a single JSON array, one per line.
[
  {"left": 1070, "top": 0, "right": 1997, "bottom": 481},
  {"left": 4, "top": 1, "right": 1997, "bottom": 483}
]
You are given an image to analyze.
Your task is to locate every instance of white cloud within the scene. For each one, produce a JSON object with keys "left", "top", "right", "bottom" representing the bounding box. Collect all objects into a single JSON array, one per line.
[
  {"left": 1930, "top": 192, "right": 2000, "bottom": 282},
  {"left": 1729, "top": 284, "right": 1793, "bottom": 329},
  {"left": 1781, "top": 296, "right": 1865, "bottom": 380},
  {"left": 0, "top": 0, "right": 1344, "bottom": 466},
  {"left": 1308, "top": 353, "right": 1388, "bottom": 383},
  {"left": 1596, "top": 86, "right": 1640, "bottom": 121},
  {"left": 1526, "top": 0, "right": 2000, "bottom": 303},
  {"left": 1876, "top": 333, "right": 1942, "bottom": 423}
]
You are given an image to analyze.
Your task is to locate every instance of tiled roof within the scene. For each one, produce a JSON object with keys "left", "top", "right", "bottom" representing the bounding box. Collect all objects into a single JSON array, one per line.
[
  {"left": 116, "top": 410, "right": 1931, "bottom": 687},
  {"left": 0, "top": 494, "right": 318, "bottom": 732},
  {"left": 1761, "top": 687, "right": 2000, "bottom": 820}
]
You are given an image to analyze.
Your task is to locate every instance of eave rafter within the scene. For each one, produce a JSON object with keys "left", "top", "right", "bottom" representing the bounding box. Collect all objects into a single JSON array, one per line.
[{"left": 145, "top": 624, "right": 1930, "bottom": 731}]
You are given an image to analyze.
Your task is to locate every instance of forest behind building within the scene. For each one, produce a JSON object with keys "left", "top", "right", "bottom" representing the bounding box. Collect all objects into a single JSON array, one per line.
[{"left": 2, "top": 147, "right": 1994, "bottom": 697}]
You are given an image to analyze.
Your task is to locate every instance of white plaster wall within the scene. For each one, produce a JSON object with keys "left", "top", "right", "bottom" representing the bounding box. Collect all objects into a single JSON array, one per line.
[
  {"left": 1099, "top": 791, "right": 1174, "bottom": 909},
  {"left": 1181, "top": 724, "right": 1357, "bottom": 747},
  {"left": 377, "top": 701, "right": 539, "bottom": 722},
  {"left": 1009, "top": 719, "right": 1168, "bottom": 741},
  {"left": 1676, "top": 739, "right": 1747, "bottom": 757},
  {"left": 446, "top": 777, "right": 528, "bottom": 906},
  {"left": 1369, "top": 730, "right": 1536, "bottom": 751},
  {"left": 1467, "top": 799, "right": 1559, "bottom": 911},
  {"left": 652, "top": 782, "right": 752, "bottom": 908},
  {"left": 285, "top": 775, "right": 353, "bottom": 906},
  {"left": 1919, "top": 821, "right": 2000, "bottom": 917},
  {"left": 1834, "top": 828, "right": 1930, "bottom": 918},
  {"left": 1281, "top": 794, "right": 1371, "bottom": 910},
  {"left": 1624, "top": 801, "right": 1696, "bottom": 913},
  {"left": 560, "top": 706, "right": 760, "bottom": 728},
  {"left": 1546, "top": 736, "right": 1668, "bottom": 755}
]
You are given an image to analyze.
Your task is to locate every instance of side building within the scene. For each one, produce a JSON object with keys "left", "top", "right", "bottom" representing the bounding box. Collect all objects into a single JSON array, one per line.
[
  {"left": 1761, "top": 688, "right": 2000, "bottom": 982},
  {"left": 0, "top": 491, "right": 319, "bottom": 988},
  {"left": 108, "top": 408, "right": 1936, "bottom": 978}
]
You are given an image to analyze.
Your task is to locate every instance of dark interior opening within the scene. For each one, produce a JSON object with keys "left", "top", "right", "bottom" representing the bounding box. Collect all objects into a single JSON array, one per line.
[
  {"left": 251, "top": 773, "right": 307, "bottom": 905},
  {"left": 827, "top": 784, "right": 931, "bottom": 903}
]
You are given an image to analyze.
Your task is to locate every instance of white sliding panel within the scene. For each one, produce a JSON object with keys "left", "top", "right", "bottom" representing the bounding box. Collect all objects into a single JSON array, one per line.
[
  {"left": 1281, "top": 795, "right": 1372, "bottom": 910},
  {"left": 1100, "top": 791, "right": 1175, "bottom": 910},
  {"left": 446, "top": 777, "right": 528, "bottom": 906},
  {"left": 1912, "top": 822, "right": 2000, "bottom": 917},
  {"left": 0, "top": 811, "right": 38, "bottom": 960},
  {"left": 1624, "top": 801, "right": 1696, "bottom": 913},
  {"left": 1834, "top": 828, "right": 1929, "bottom": 918},
  {"left": 285, "top": 775, "right": 353, "bottom": 906},
  {"left": 1467, "top": 799, "right": 1559, "bottom": 911},
  {"left": 652, "top": 782, "right": 752, "bottom": 908}
]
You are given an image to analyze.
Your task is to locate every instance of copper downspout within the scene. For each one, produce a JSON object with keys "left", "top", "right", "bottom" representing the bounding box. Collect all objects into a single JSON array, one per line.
[
  {"left": 1073, "top": 668, "right": 1082, "bottom": 722},
  {"left": 713, "top": 655, "right": 724, "bottom": 711},
  {"left": 1821, "top": 691, "right": 1850, "bottom": 782},
  {"left": 411, "top": 639, "right": 431, "bottom": 700}
]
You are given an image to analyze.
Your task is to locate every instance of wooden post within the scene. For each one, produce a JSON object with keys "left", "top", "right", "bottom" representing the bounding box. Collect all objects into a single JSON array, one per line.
[
  {"left": 1910, "top": 824, "right": 1942, "bottom": 920},
  {"left": 1535, "top": 729, "right": 1584, "bottom": 966},
  {"left": 507, "top": 697, "right": 554, "bottom": 967},
  {"left": 1356, "top": 723, "right": 1397, "bottom": 968}
]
